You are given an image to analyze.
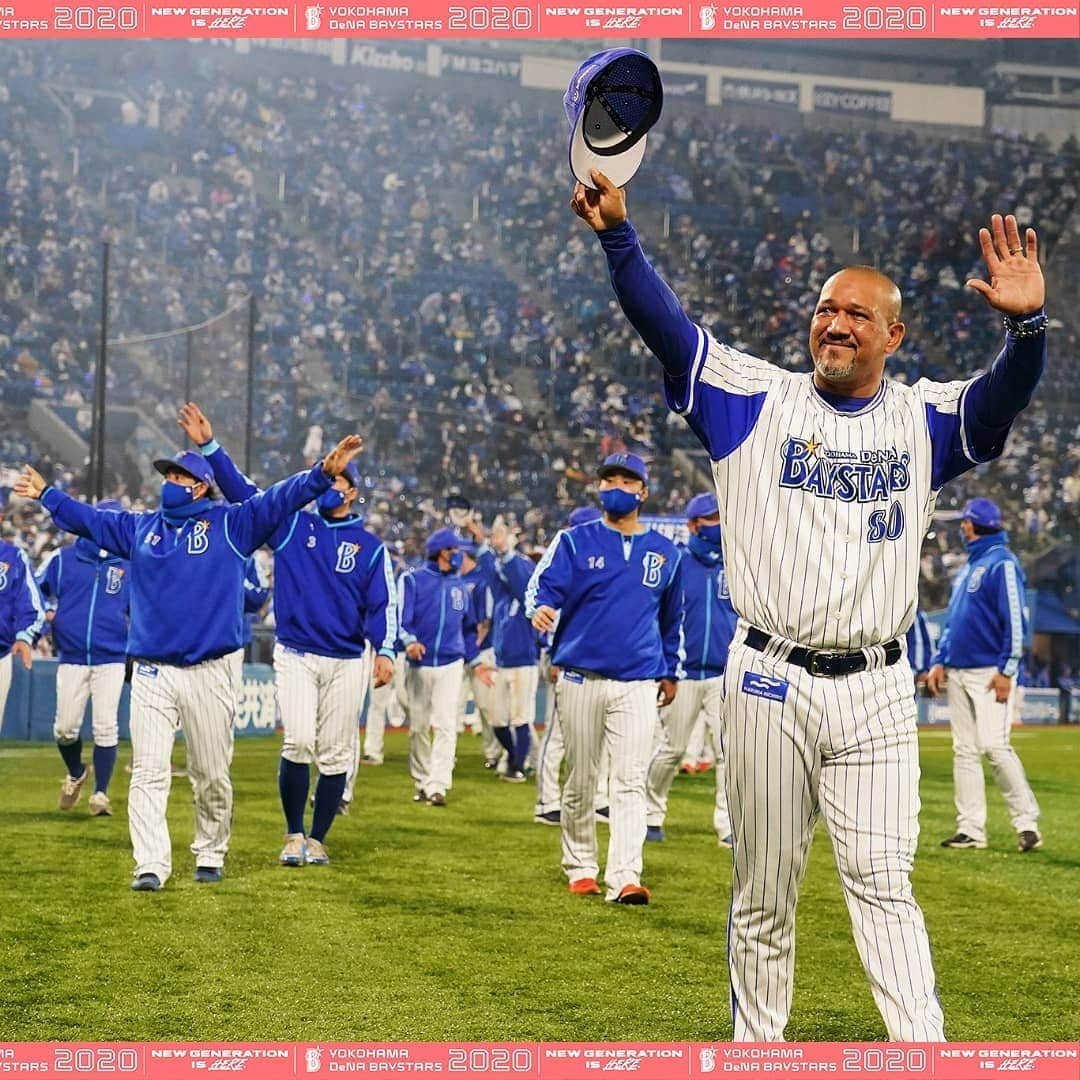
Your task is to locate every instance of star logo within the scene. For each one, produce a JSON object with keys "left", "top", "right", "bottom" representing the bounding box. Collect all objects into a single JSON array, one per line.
[{"left": 803, "top": 436, "right": 822, "bottom": 457}]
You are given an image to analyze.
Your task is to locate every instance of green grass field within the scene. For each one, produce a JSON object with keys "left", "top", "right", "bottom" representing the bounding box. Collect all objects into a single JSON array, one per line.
[{"left": 2, "top": 726, "right": 1077, "bottom": 1043}]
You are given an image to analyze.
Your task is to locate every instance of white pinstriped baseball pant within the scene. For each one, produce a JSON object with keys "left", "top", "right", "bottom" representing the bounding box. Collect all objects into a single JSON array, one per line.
[
  {"left": 275, "top": 643, "right": 372, "bottom": 776},
  {"left": 407, "top": 660, "right": 465, "bottom": 797},
  {"left": 647, "top": 675, "right": 729, "bottom": 836},
  {"left": 556, "top": 670, "right": 657, "bottom": 900},
  {"left": 724, "top": 635, "right": 944, "bottom": 1042},
  {"left": 459, "top": 646, "right": 499, "bottom": 761},
  {"left": 360, "top": 652, "right": 407, "bottom": 765},
  {"left": 946, "top": 666, "right": 1039, "bottom": 842},
  {"left": 53, "top": 663, "right": 125, "bottom": 747},
  {"left": 128, "top": 652, "right": 241, "bottom": 884}
]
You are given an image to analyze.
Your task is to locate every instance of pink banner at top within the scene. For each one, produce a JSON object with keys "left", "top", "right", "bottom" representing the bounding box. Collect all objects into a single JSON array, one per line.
[{"left": 0, "top": 0, "right": 1076, "bottom": 35}]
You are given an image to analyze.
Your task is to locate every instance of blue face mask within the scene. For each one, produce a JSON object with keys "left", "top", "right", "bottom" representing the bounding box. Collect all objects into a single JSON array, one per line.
[
  {"left": 448, "top": 551, "right": 464, "bottom": 572},
  {"left": 161, "top": 480, "right": 195, "bottom": 509},
  {"left": 317, "top": 488, "right": 347, "bottom": 514},
  {"left": 688, "top": 532, "right": 723, "bottom": 564},
  {"left": 697, "top": 523, "right": 722, "bottom": 546},
  {"left": 600, "top": 488, "right": 640, "bottom": 518}
]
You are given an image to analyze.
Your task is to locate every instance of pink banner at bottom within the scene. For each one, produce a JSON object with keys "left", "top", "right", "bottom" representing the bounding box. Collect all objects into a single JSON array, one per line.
[{"left": 0, "top": 1042, "right": 1076, "bottom": 1080}]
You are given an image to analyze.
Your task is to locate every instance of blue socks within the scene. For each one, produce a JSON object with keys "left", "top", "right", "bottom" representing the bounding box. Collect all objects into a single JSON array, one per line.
[
  {"left": 57, "top": 738, "right": 84, "bottom": 779},
  {"left": 278, "top": 758, "right": 310, "bottom": 835},
  {"left": 512, "top": 724, "right": 531, "bottom": 773},
  {"left": 310, "top": 772, "right": 346, "bottom": 842},
  {"left": 92, "top": 744, "right": 117, "bottom": 794},
  {"left": 493, "top": 726, "right": 514, "bottom": 755}
]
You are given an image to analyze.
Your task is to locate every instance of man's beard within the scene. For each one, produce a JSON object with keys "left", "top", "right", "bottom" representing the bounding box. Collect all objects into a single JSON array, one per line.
[{"left": 814, "top": 353, "right": 857, "bottom": 381}]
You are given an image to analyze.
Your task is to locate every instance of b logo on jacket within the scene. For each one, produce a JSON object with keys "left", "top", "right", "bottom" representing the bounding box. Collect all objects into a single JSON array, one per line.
[{"left": 105, "top": 566, "right": 125, "bottom": 595}]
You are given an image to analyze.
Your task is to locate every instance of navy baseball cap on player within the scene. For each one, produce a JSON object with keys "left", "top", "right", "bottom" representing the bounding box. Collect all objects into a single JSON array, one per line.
[
  {"left": 153, "top": 450, "right": 214, "bottom": 488},
  {"left": 597, "top": 451, "right": 649, "bottom": 485},
  {"left": 567, "top": 506, "right": 602, "bottom": 527},
  {"left": 685, "top": 492, "right": 719, "bottom": 520},
  {"left": 565, "top": 48, "right": 663, "bottom": 190},
  {"left": 425, "top": 527, "right": 462, "bottom": 556},
  {"left": 961, "top": 498, "right": 1003, "bottom": 529},
  {"left": 336, "top": 460, "right": 361, "bottom": 488}
]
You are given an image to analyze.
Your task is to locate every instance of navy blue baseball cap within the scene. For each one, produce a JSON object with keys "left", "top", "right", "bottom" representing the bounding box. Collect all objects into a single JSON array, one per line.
[
  {"left": 685, "top": 492, "right": 719, "bottom": 520},
  {"left": 961, "top": 498, "right": 1003, "bottom": 529},
  {"left": 597, "top": 451, "right": 648, "bottom": 485},
  {"left": 425, "top": 527, "right": 463, "bottom": 556},
  {"left": 153, "top": 450, "right": 214, "bottom": 487},
  {"left": 565, "top": 48, "right": 663, "bottom": 189},
  {"left": 457, "top": 535, "right": 479, "bottom": 556},
  {"left": 335, "top": 460, "right": 361, "bottom": 488},
  {"left": 567, "top": 506, "right": 602, "bottom": 527}
]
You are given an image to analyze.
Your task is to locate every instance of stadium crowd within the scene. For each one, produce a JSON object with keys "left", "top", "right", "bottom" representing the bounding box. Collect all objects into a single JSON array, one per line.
[{"left": 0, "top": 40, "right": 1077, "bottom": 606}]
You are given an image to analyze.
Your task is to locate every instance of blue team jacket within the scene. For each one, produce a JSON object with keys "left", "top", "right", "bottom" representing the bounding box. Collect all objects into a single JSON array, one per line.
[
  {"left": 526, "top": 520, "right": 683, "bottom": 681},
  {"left": 678, "top": 542, "right": 737, "bottom": 680},
  {"left": 41, "top": 463, "right": 331, "bottom": 666},
  {"left": 202, "top": 442, "right": 397, "bottom": 660},
  {"left": 398, "top": 563, "right": 480, "bottom": 668},
  {"left": 0, "top": 541, "right": 46, "bottom": 658},
  {"left": 37, "top": 538, "right": 129, "bottom": 665},
  {"left": 931, "top": 532, "right": 1026, "bottom": 677},
  {"left": 489, "top": 550, "right": 542, "bottom": 669},
  {"left": 905, "top": 610, "right": 932, "bottom": 676}
]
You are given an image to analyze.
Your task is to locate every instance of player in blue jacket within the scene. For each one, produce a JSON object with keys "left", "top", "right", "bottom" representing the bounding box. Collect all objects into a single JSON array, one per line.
[
  {"left": 527, "top": 452, "right": 683, "bottom": 905},
  {"left": 37, "top": 501, "right": 129, "bottom": 817},
  {"left": 0, "top": 531, "right": 46, "bottom": 735},
  {"left": 645, "top": 491, "right": 738, "bottom": 846},
  {"left": 398, "top": 527, "right": 495, "bottom": 807},
  {"left": 487, "top": 521, "right": 543, "bottom": 783},
  {"left": 905, "top": 609, "right": 932, "bottom": 692},
  {"left": 456, "top": 526, "right": 500, "bottom": 767},
  {"left": 15, "top": 434, "right": 362, "bottom": 892},
  {"left": 926, "top": 498, "right": 1041, "bottom": 852},
  {"left": 179, "top": 403, "right": 397, "bottom": 869}
]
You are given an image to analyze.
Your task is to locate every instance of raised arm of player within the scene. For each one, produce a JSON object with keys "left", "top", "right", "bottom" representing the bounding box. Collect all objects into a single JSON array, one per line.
[
  {"left": 16, "top": 466, "right": 139, "bottom": 560},
  {"left": 927, "top": 215, "right": 1047, "bottom": 488},
  {"left": 225, "top": 436, "right": 360, "bottom": 556},
  {"left": 180, "top": 403, "right": 261, "bottom": 504},
  {"left": 572, "top": 169, "right": 698, "bottom": 383}
]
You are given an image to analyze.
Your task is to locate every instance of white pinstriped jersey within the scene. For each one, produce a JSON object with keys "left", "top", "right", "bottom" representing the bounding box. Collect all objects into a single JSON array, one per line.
[{"left": 680, "top": 332, "right": 995, "bottom": 651}]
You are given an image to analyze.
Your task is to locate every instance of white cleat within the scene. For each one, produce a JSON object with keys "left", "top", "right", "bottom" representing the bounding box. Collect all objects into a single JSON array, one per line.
[
  {"left": 279, "top": 833, "right": 307, "bottom": 866},
  {"left": 88, "top": 792, "right": 112, "bottom": 816},
  {"left": 305, "top": 838, "right": 330, "bottom": 865},
  {"left": 59, "top": 770, "right": 88, "bottom": 811}
]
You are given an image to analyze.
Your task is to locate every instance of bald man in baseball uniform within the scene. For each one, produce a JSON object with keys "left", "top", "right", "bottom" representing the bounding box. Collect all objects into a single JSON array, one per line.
[
  {"left": 574, "top": 168, "right": 1046, "bottom": 1039},
  {"left": 178, "top": 404, "right": 397, "bottom": 867},
  {"left": 17, "top": 436, "right": 362, "bottom": 891},
  {"left": 527, "top": 453, "right": 683, "bottom": 904},
  {"left": 926, "top": 498, "right": 1041, "bottom": 853},
  {"left": 645, "top": 491, "right": 737, "bottom": 846},
  {"left": 37, "top": 504, "right": 129, "bottom": 817}
]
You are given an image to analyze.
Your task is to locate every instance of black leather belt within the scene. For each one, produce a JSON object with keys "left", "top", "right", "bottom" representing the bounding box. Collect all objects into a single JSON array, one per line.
[{"left": 745, "top": 626, "right": 902, "bottom": 678}]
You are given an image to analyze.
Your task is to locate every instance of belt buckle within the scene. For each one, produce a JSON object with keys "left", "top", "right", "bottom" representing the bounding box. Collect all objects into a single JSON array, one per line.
[{"left": 807, "top": 651, "right": 834, "bottom": 677}]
